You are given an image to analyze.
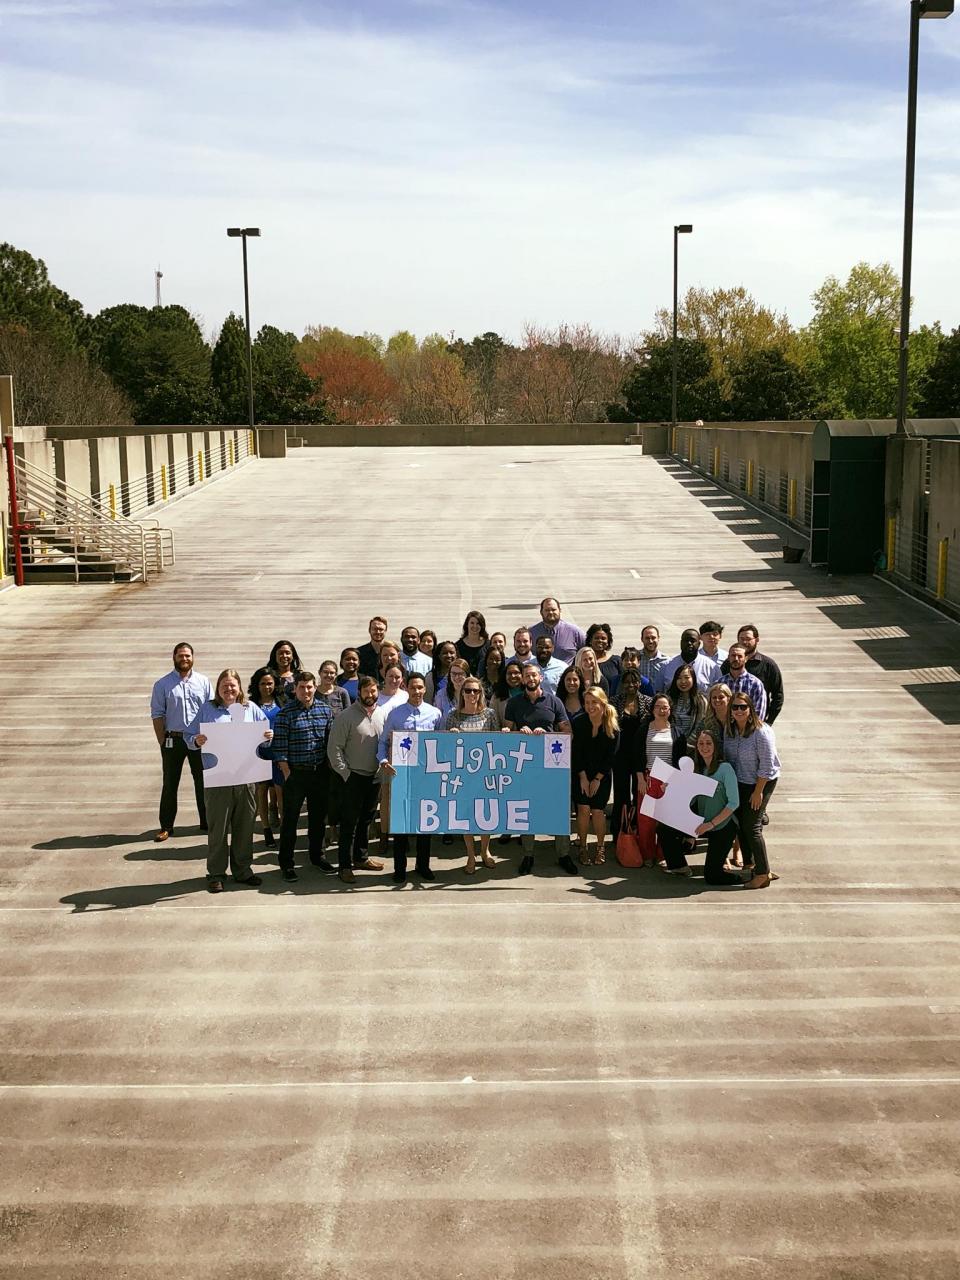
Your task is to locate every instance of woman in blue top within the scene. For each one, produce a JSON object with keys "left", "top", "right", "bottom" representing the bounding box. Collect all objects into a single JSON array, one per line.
[
  {"left": 691, "top": 728, "right": 745, "bottom": 886},
  {"left": 724, "top": 693, "right": 781, "bottom": 890},
  {"left": 248, "top": 666, "right": 284, "bottom": 849}
]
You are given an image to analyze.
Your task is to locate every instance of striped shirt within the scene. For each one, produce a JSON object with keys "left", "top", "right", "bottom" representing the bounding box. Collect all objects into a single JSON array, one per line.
[
  {"left": 723, "top": 724, "right": 781, "bottom": 784},
  {"left": 645, "top": 726, "right": 675, "bottom": 771},
  {"left": 272, "top": 698, "right": 334, "bottom": 767},
  {"left": 638, "top": 651, "right": 669, "bottom": 688}
]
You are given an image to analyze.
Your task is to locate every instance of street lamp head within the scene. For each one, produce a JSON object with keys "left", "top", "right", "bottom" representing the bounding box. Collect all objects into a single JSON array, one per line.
[
  {"left": 919, "top": 1, "right": 953, "bottom": 16},
  {"left": 676, "top": 223, "right": 693, "bottom": 233},
  {"left": 226, "top": 228, "right": 242, "bottom": 237},
  {"left": 244, "top": 228, "right": 261, "bottom": 236},
  {"left": 226, "top": 227, "right": 261, "bottom": 237}
]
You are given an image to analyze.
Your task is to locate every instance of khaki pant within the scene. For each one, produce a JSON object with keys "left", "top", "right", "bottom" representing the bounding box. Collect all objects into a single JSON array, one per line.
[{"left": 205, "top": 784, "right": 256, "bottom": 880}]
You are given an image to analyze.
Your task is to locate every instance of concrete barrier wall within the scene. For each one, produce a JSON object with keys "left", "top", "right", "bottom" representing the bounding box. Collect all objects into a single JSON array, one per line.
[
  {"left": 927, "top": 440, "right": 960, "bottom": 606},
  {"left": 291, "top": 422, "right": 671, "bottom": 449}
]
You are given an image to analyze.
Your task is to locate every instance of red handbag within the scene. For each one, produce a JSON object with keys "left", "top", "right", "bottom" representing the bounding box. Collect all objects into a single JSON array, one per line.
[{"left": 615, "top": 805, "right": 644, "bottom": 867}]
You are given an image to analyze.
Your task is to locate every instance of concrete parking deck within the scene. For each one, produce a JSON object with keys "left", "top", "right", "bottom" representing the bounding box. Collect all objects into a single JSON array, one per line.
[{"left": 1, "top": 445, "right": 959, "bottom": 1279}]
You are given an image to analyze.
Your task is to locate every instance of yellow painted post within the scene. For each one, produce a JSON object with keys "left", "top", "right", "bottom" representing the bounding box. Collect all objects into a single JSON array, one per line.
[
  {"left": 229, "top": 438, "right": 235, "bottom": 467},
  {"left": 108, "top": 483, "right": 117, "bottom": 520},
  {"left": 788, "top": 478, "right": 797, "bottom": 519},
  {"left": 671, "top": 427, "right": 677, "bottom": 453},
  {"left": 161, "top": 464, "right": 168, "bottom": 502},
  {"left": 746, "top": 459, "right": 754, "bottom": 496},
  {"left": 197, "top": 451, "right": 204, "bottom": 483},
  {"left": 249, "top": 429, "right": 255, "bottom": 456},
  {"left": 886, "top": 517, "right": 896, "bottom": 572},
  {"left": 712, "top": 445, "right": 719, "bottom": 475},
  {"left": 936, "top": 538, "right": 948, "bottom": 599}
]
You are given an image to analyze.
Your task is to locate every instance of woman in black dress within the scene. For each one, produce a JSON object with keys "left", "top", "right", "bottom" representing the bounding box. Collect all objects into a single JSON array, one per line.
[
  {"left": 586, "top": 622, "right": 621, "bottom": 696},
  {"left": 611, "top": 667, "right": 651, "bottom": 838},
  {"left": 571, "top": 688, "right": 620, "bottom": 865},
  {"left": 455, "top": 610, "right": 489, "bottom": 674}
]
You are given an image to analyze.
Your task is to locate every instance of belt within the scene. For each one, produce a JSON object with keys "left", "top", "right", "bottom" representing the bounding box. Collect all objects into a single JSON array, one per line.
[
  {"left": 290, "top": 762, "right": 328, "bottom": 772},
  {"left": 167, "top": 730, "right": 185, "bottom": 738}
]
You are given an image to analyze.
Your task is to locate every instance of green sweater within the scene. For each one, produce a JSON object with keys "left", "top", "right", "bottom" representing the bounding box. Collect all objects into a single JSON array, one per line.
[{"left": 692, "top": 762, "right": 739, "bottom": 829}]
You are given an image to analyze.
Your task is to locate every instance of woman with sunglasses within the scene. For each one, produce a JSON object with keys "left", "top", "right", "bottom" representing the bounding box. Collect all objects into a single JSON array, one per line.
[
  {"left": 724, "top": 692, "right": 781, "bottom": 890},
  {"left": 443, "top": 679, "right": 500, "bottom": 873}
]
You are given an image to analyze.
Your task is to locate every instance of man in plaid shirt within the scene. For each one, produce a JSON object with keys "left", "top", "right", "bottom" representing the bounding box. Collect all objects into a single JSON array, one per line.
[{"left": 272, "top": 671, "right": 335, "bottom": 882}]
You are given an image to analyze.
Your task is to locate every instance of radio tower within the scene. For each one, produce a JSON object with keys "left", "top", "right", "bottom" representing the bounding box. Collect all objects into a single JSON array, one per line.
[{"left": 155, "top": 268, "right": 163, "bottom": 307}]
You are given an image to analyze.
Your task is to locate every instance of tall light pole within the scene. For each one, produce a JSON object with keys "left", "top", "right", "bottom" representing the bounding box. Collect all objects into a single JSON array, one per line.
[
  {"left": 226, "top": 227, "right": 261, "bottom": 430},
  {"left": 672, "top": 224, "right": 693, "bottom": 432},
  {"left": 896, "top": 0, "right": 952, "bottom": 435}
]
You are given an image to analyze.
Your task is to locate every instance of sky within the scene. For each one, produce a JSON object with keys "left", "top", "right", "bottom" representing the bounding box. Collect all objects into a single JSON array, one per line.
[{"left": 1, "top": 0, "right": 958, "bottom": 345}]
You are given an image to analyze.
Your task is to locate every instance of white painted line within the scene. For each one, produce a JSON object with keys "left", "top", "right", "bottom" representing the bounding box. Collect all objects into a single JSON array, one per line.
[
  {"left": 2, "top": 1076, "right": 959, "bottom": 1094},
  {"left": 629, "top": 569, "right": 641, "bottom": 579}
]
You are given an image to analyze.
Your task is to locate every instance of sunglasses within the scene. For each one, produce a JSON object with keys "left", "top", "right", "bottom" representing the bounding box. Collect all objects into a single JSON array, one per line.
[
  {"left": 731, "top": 704, "right": 750, "bottom": 711},
  {"left": 463, "top": 687, "right": 481, "bottom": 695}
]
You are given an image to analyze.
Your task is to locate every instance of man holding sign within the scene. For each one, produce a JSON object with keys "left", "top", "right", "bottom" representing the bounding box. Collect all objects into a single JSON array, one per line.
[{"left": 378, "top": 672, "right": 442, "bottom": 883}]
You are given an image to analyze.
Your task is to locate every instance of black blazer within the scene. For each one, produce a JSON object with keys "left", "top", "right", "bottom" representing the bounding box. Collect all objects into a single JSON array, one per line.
[{"left": 631, "top": 716, "right": 689, "bottom": 775}]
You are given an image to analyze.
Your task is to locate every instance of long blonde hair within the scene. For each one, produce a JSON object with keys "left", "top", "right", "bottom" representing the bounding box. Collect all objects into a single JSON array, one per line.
[{"left": 583, "top": 686, "right": 619, "bottom": 738}]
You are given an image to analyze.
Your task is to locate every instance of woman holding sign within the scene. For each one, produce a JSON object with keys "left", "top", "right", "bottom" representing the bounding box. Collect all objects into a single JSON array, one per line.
[
  {"left": 571, "top": 688, "right": 619, "bottom": 864},
  {"left": 443, "top": 678, "right": 500, "bottom": 873},
  {"left": 186, "top": 669, "right": 273, "bottom": 894}
]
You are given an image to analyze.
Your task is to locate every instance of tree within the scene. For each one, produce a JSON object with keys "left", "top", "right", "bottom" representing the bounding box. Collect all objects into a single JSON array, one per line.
[
  {"left": 498, "top": 324, "right": 626, "bottom": 423},
  {"left": 728, "top": 348, "right": 818, "bottom": 420},
  {"left": 253, "top": 324, "right": 327, "bottom": 423},
  {"left": 297, "top": 325, "right": 384, "bottom": 365},
  {"left": 0, "top": 324, "right": 132, "bottom": 425},
  {"left": 0, "top": 242, "right": 90, "bottom": 351},
  {"left": 917, "top": 326, "right": 960, "bottom": 417},
  {"left": 393, "top": 341, "right": 475, "bottom": 424},
  {"left": 90, "top": 303, "right": 217, "bottom": 424},
  {"left": 449, "top": 331, "right": 512, "bottom": 423},
  {"left": 654, "top": 286, "right": 794, "bottom": 395},
  {"left": 300, "top": 348, "right": 397, "bottom": 424},
  {"left": 211, "top": 313, "right": 249, "bottom": 422},
  {"left": 607, "top": 337, "right": 725, "bottom": 423}
]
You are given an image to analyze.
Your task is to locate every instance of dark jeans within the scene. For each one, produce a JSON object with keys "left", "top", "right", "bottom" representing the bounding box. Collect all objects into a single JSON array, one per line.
[
  {"left": 279, "top": 765, "right": 330, "bottom": 871},
  {"left": 337, "top": 771, "right": 379, "bottom": 870},
  {"left": 393, "top": 833, "right": 432, "bottom": 874},
  {"left": 702, "top": 822, "right": 743, "bottom": 886},
  {"left": 737, "top": 779, "right": 777, "bottom": 876},
  {"left": 159, "top": 736, "right": 207, "bottom": 832},
  {"left": 658, "top": 825, "right": 693, "bottom": 870}
]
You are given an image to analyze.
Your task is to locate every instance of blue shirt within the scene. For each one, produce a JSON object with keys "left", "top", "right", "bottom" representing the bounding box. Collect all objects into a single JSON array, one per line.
[
  {"left": 657, "top": 652, "right": 723, "bottom": 695},
  {"left": 508, "top": 653, "right": 537, "bottom": 667},
  {"left": 336, "top": 674, "right": 359, "bottom": 703},
  {"left": 400, "top": 651, "right": 433, "bottom": 677},
  {"left": 535, "top": 656, "right": 567, "bottom": 693},
  {"left": 724, "top": 724, "right": 781, "bottom": 784},
  {"left": 377, "top": 701, "right": 443, "bottom": 763},
  {"left": 272, "top": 697, "right": 334, "bottom": 767},
  {"left": 638, "top": 651, "right": 669, "bottom": 688},
  {"left": 725, "top": 670, "right": 767, "bottom": 721},
  {"left": 150, "top": 669, "right": 212, "bottom": 732},
  {"left": 528, "top": 619, "right": 586, "bottom": 665}
]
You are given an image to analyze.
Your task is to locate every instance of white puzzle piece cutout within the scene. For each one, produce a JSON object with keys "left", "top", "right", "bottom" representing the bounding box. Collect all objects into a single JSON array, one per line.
[
  {"left": 200, "top": 704, "right": 273, "bottom": 788},
  {"left": 390, "top": 730, "right": 419, "bottom": 766},
  {"left": 543, "top": 735, "right": 571, "bottom": 768},
  {"left": 639, "top": 755, "right": 717, "bottom": 836}
]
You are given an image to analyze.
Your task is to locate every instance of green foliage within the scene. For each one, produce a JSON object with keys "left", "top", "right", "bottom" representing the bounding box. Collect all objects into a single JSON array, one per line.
[
  {"left": 918, "top": 326, "right": 960, "bottom": 417},
  {"left": 448, "top": 331, "right": 511, "bottom": 423},
  {"left": 0, "top": 242, "right": 91, "bottom": 352},
  {"left": 609, "top": 338, "right": 725, "bottom": 423},
  {"left": 211, "top": 313, "right": 249, "bottom": 423},
  {"left": 253, "top": 325, "right": 328, "bottom": 423},
  {"left": 728, "top": 348, "right": 818, "bottom": 421},
  {"left": 90, "top": 303, "right": 217, "bottom": 425}
]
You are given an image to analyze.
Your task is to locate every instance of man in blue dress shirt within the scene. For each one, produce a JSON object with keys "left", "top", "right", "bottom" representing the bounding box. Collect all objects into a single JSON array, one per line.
[
  {"left": 657, "top": 628, "right": 723, "bottom": 694},
  {"left": 378, "top": 672, "right": 443, "bottom": 883},
  {"left": 150, "top": 642, "right": 212, "bottom": 842}
]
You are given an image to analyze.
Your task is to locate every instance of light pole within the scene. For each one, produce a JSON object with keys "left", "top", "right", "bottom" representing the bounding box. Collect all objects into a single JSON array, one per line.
[
  {"left": 226, "top": 227, "right": 261, "bottom": 430},
  {"left": 672, "top": 224, "right": 693, "bottom": 433},
  {"left": 896, "top": 0, "right": 952, "bottom": 435}
]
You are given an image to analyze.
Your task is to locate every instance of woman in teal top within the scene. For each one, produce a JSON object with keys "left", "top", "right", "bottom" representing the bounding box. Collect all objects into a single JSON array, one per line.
[{"left": 692, "top": 728, "right": 745, "bottom": 886}]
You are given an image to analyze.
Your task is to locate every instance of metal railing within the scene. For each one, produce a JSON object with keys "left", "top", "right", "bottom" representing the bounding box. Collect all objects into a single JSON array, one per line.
[
  {"left": 6, "top": 447, "right": 175, "bottom": 584},
  {"left": 91, "top": 428, "right": 256, "bottom": 519}
]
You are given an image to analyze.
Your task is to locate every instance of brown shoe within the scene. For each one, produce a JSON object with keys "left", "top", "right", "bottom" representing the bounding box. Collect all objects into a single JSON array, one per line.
[
  {"left": 207, "top": 878, "right": 224, "bottom": 893},
  {"left": 743, "top": 873, "right": 771, "bottom": 890},
  {"left": 338, "top": 868, "right": 357, "bottom": 884},
  {"left": 353, "top": 858, "right": 383, "bottom": 871},
  {"left": 154, "top": 830, "right": 170, "bottom": 842}
]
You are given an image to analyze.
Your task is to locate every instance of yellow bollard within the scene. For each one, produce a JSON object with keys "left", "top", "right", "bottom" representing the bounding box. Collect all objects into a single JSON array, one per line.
[
  {"left": 249, "top": 429, "right": 255, "bottom": 455},
  {"left": 198, "top": 451, "right": 204, "bottom": 483},
  {"left": 936, "top": 538, "right": 948, "bottom": 599},
  {"left": 712, "top": 445, "right": 719, "bottom": 475},
  {"left": 161, "top": 463, "right": 168, "bottom": 502},
  {"left": 886, "top": 517, "right": 896, "bottom": 573},
  {"left": 109, "top": 483, "right": 117, "bottom": 520},
  {"left": 788, "top": 478, "right": 797, "bottom": 519},
  {"left": 671, "top": 427, "right": 677, "bottom": 453},
  {"left": 746, "top": 460, "right": 754, "bottom": 496},
  {"left": 229, "top": 438, "right": 235, "bottom": 466}
]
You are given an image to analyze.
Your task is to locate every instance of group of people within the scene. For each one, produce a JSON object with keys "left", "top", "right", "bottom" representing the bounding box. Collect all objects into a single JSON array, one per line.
[{"left": 149, "top": 597, "right": 784, "bottom": 893}]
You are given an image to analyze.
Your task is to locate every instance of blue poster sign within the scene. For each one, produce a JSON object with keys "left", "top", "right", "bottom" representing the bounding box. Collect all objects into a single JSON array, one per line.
[{"left": 387, "top": 731, "right": 571, "bottom": 835}]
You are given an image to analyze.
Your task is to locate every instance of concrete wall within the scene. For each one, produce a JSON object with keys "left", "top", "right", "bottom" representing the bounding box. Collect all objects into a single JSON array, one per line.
[
  {"left": 292, "top": 422, "right": 671, "bottom": 449},
  {"left": 927, "top": 440, "right": 960, "bottom": 603}
]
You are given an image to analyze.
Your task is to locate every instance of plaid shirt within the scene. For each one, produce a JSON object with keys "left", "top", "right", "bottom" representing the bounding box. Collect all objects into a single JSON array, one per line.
[
  {"left": 272, "top": 698, "right": 333, "bottom": 766},
  {"left": 638, "top": 652, "right": 669, "bottom": 687}
]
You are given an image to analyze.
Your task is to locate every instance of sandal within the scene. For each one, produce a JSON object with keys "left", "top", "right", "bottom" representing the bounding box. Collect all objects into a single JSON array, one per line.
[
  {"left": 481, "top": 853, "right": 496, "bottom": 869},
  {"left": 576, "top": 842, "right": 590, "bottom": 864},
  {"left": 595, "top": 843, "right": 606, "bottom": 865},
  {"left": 465, "top": 857, "right": 477, "bottom": 875}
]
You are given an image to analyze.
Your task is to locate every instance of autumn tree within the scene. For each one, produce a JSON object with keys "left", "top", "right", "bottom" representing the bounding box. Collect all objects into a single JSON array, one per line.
[
  {"left": 0, "top": 324, "right": 132, "bottom": 426},
  {"left": 300, "top": 348, "right": 397, "bottom": 424},
  {"left": 498, "top": 324, "right": 625, "bottom": 423},
  {"left": 653, "top": 286, "right": 794, "bottom": 397},
  {"left": 390, "top": 334, "right": 475, "bottom": 424}
]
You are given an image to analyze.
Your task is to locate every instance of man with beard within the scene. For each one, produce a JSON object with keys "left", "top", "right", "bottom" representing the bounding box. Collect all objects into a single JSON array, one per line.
[
  {"left": 727, "top": 624, "right": 784, "bottom": 724},
  {"left": 150, "top": 642, "right": 212, "bottom": 842},
  {"left": 377, "top": 673, "right": 443, "bottom": 883},
  {"left": 327, "top": 675, "right": 387, "bottom": 883}
]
